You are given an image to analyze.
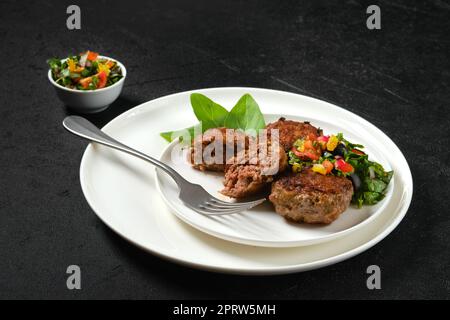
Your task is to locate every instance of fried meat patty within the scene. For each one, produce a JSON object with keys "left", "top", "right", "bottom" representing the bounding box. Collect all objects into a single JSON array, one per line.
[
  {"left": 189, "top": 128, "right": 251, "bottom": 172},
  {"left": 221, "top": 144, "right": 288, "bottom": 198},
  {"left": 269, "top": 169, "right": 353, "bottom": 224},
  {"left": 265, "top": 117, "right": 322, "bottom": 152},
  {"left": 189, "top": 128, "right": 287, "bottom": 198}
]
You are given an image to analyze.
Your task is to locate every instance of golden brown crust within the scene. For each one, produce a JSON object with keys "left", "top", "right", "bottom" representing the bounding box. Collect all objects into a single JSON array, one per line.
[
  {"left": 265, "top": 117, "right": 322, "bottom": 152},
  {"left": 269, "top": 169, "right": 353, "bottom": 224},
  {"left": 221, "top": 145, "right": 288, "bottom": 198},
  {"left": 274, "top": 168, "right": 352, "bottom": 194}
]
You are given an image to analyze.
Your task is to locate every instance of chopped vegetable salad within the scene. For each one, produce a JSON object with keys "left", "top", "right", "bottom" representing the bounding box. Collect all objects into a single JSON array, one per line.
[
  {"left": 48, "top": 51, "right": 123, "bottom": 90},
  {"left": 288, "top": 133, "right": 393, "bottom": 207}
]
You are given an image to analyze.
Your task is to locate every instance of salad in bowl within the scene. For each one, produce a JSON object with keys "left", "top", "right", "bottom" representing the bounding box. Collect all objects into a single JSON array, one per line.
[{"left": 47, "top": 51, "right": 126, "bottom": 113}]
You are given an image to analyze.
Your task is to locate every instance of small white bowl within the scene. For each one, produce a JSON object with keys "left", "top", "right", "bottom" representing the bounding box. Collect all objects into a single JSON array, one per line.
[{"left": 48, "top": 55, "right": 126, "bottom": 113}]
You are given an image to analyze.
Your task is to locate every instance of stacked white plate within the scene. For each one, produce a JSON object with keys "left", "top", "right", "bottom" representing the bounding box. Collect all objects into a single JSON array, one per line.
[{"left": 79, "top": 88, "right": 413, "bottom": 275}]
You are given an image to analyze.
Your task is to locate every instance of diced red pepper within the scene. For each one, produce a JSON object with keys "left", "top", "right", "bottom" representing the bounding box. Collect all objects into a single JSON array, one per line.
[
  {"left": 302, "top": 151, "right": 320, "bottom": 160},
  {"left": 97, "top": 71, "right": 107, "bottom": 88},
  {"left": 335, "top": 159, "right": 354, "bottom": 173},
  {"left": 87, "top": 51, "right": 99, "bottom": 61},
  {"left": 317, "top": 135, "right": 329, "bottom": 143},
  {"left": 291, "top": 147, "right": 303, "bottom": 157},
  {"left": 317, "top": 135, "right": 329, "bottom": 150},
  {"left": 291, "top": 147, "right": 320, "bottom": 161},
  {"left": 352, "top": 148, "right": 365, "bottom": 155}
]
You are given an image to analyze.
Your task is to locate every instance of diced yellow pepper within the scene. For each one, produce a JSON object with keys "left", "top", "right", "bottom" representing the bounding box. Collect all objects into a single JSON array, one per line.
[
  {"left": 68, "top": 58, "right": 76, "bottom": 72},
  {"left": 97, "top": 62, "right": 111, "bottom": 76},
  {"left": 312, "top": 164, "right": 327, "bottom": 175},
  {"left": 67, "top": 58, "right": 84, "bottom": 73},
  {"left": 292, "top": 162, "right": 302, "bottom": 173},
  {"left": 326, "top": 135, "right": 339, "bottom": 151},
  {"left": 293, "top": 138, "right": 305, "bottom": 152}
]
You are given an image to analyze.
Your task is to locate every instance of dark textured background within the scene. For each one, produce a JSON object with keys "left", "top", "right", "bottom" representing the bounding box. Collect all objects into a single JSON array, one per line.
[{"left": 0, "top": 0, "right": 449, "bottom": 299}]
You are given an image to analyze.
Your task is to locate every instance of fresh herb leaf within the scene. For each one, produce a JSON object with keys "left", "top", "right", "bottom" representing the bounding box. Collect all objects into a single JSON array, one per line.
[
  {"left": 190, "top": 93, "right": 229, "bottom": 129},
  {"left": 47, "top": 58, "right": 61, "bottom": 70},
  {"left": 160, "top": 94, "right": 229, "bottom": 142},
  {"left": 160, "top": 125, "right": 198, "bottom": 143},
  {"left": 81, "top": 69, "right": 90, "bottom": 77},
  {"left": 363, "top": 191, "right": 384, "bottom": 205},
  {"left": 224, "top": 93, "right": 266, "bottom": 133},
  {"left": 91, "top": 75, "right": 99, "bottom": 87},
  {"left": 160, "top": 93, "right": 267, "bottom": 143},
  {"left": 365, "top": 178, "right": 387, "bottom": 193},
  {"left": 351, "top": 157, "right": 392, "bottom": 206},
  {"left": 158, "top": 94, "right": 227, "bottom": 143}
]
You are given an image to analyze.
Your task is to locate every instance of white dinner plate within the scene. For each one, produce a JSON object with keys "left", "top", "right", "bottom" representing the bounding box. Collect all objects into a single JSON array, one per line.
[
  {"left": 156, "top": 113, "right": 394, "bottom": 247},
  {"left": 79, "top": 87, "right": 412, "bottom": 274}
]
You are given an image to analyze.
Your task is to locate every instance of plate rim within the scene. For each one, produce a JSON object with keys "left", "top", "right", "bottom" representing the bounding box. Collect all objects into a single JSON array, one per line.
[{"left": 79, "top": 87, "right": 413, "bottom": 275}]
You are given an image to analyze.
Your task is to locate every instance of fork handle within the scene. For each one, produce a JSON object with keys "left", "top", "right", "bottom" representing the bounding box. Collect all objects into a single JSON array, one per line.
[{"left": 63, "top": 116, "right": 187, "bottom": 186}]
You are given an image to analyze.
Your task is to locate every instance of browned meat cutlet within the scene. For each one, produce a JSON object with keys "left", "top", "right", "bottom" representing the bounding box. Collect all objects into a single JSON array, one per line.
[
  {"left": 221, "top": 142, "right": 288, "bottom": 198},
  {"left": 269, "top": 169, "right": 353, "bottom": 224},
  {"left": 189, "top": 128, "right": 251, "bottom": 172},
  {"left": 265, "top": 117, "right": 323, "bottom": 152}
]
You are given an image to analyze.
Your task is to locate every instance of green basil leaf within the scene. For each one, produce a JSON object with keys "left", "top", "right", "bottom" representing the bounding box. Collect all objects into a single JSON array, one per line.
[
  {"left": 190, "top": 93, "right": 229, "bottom": 129},
  {"left": 224, "top": 93, "right": 265, "bottom": 133},
  {"left": 160, "top": 124, "right": 200, "bottom": 143},
  {"left": 160, "top": 93, "right": 228, "bottom": 143}
]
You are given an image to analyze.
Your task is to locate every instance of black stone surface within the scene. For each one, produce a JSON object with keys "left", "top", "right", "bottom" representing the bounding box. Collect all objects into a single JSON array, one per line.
[{"left": 0, "top": 0, "right": 449, "bottom": 299}]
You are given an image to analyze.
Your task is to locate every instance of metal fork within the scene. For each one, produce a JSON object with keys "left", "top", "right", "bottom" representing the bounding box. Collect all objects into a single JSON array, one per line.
[{"left": 63, "top": 116, "right": 265, "bottom": 215}]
